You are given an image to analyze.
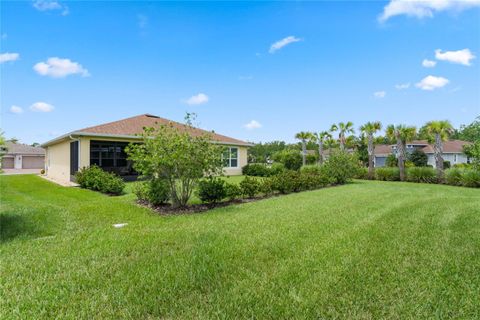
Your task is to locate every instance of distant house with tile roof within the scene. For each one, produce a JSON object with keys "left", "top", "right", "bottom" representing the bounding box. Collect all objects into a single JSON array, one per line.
[
  {"left": 1, "top": 141, "right": 45, "bottom": 169},
  {"left": 41, "top": 114, "right": 251, "bottom": 183},
  {"left": 373, "top": 140, "right": 472, "bottom": 168}
]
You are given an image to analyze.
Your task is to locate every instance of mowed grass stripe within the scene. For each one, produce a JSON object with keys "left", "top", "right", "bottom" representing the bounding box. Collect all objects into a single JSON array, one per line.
[{"left": 1, "top": 175, "right": 479, "bottom": 319}]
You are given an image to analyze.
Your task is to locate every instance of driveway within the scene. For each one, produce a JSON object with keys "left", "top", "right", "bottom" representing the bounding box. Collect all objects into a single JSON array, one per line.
[{"left": 1, "top": 169, "right": 42, "bottom": 175}]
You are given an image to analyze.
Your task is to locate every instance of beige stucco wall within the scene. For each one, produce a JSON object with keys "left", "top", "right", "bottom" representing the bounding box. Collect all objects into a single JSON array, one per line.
[
  {"left": 46, "top": 136, "right": 248, "bottom": 184},
  {"left": 45, "top": 140, "right": 71, "bottom": 182}
]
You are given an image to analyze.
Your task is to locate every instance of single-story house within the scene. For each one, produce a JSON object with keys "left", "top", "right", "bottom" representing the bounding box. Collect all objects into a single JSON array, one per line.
[
  {"left": 1, "top": 141, "right": 45, "bottom": 169},
  {"left": 374, "top": 140, "right": 472, "bottom": 168},
  {"left": 41, "top": 114, "right": 251, "bottom": 184}
]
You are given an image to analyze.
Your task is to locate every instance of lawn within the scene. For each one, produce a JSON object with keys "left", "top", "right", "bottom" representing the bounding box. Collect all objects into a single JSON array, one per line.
[{"left": 1, "top": 175, "right": 480, "bottom": 319}]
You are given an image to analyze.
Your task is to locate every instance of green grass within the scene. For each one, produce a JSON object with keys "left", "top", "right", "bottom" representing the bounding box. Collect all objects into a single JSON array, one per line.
[{"left": 1, "top": 175, "right": 480, "bottom": 319}]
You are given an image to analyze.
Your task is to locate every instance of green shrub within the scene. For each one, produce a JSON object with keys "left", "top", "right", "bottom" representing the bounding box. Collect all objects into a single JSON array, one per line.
[
  {"left": 270, "top": 170, "right": 302, "bottom": 194},
  {"left": 306, "top": 154, "right": 318, "bottom": 165},
  {"left": 133, "top": 178, "right": 170, "bottom": 205},
  {"left": 259, "top": 178, "right": 275, "bottom": 196},
  {"left": 239, "top": 176, "right": 261, "bottom": 198},
  {"left": 75, "top": 166, "right": 125, "bottom": 195},
  {"left": 300, "top": 165, "right": 321, "bottom": 175},
  {"left": 196, "top": 177, "right": 227, "bottom": 204},
  {"left": 272, "top": 149, "right": 302, "bottom": 171},
  {"left": 375, "top": 167, "right": 400, "bottom": 181},
  {"left": 461, "top": 169, "right": 480, "bottom": 188},
  {"left": 242, "top": 163, "right": 270, "bottom": 177},
  {"left": 269, "top": 162, "right": 285, "bottom": 175},
  {"left": 386, "top": 154, "right": 398, "bottom": 167},
  {"left": 453, "top": 163, "right": 471, "bottom": 169},
  {"left": 299, "top": 171, "right": 331, "bottom": 190},
  {"left": 408, "top": 149, "right": 428, "bottom": 167},
  {"left": 354, "top": 167, "right": 369, "bottom": 180},
  {"left": 320, "top": 150, "right": 359, "bottom": 184},
  {"left": 406, "top": 167, "right": 437, "bottom": 183},
  {"left": 224, "top": 182, "right": 242, "bottom": 201},
  {"left": 445, "top": 168, "right": 463, "bottom": 186},
  {"left": 443, "top": 161, "right": 451, "bottom": 169}
]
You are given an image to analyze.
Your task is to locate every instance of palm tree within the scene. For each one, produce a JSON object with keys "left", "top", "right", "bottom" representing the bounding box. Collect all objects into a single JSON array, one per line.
[
  {"left": 295, "top": 131, "right": 314, "bottom": 166},
  {"left": 360, "top": 121, "right": 382, "bottom": 179},
  {"left": 330, "top": 122, "right": 354, "bottom": 150},
  {"left": 315, "top": 131, "right": 331, "bottom": 165},
  {"left": 423, "top": 120, "right": 454, "bottom": 181},
  {"left": 386, "top": 124, "right": 416, "bottom": 181}
]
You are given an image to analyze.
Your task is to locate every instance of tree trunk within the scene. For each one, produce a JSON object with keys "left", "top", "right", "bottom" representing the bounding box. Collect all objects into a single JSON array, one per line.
[
  {"left": 434, "top": 133, "right": 444, "bottom": 182},
  {"left": 396, "top": 136, "right": 406, "bottom": 181},
  {"left": 368, "top": 134, "right": 374, "bottom": 179},
  {"left": 318, "top": 141, "right": 323, "bottom": 165},
  {"left": 302, "top": 141, "right": 306, "bottom": 166},
  {"left": 339, "top": 133, "right": 345, "bottom": 150}
]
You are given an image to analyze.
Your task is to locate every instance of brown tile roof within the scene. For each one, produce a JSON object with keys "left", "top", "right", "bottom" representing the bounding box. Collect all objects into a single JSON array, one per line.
[
  {"left": 48, "top": 114, "right": 250, "bottom": 146},
  {"left": 3, "top": 142, "right": 45, "bottom": 155},
  {"left": 374, "top": 140, "right": 471, "bottom": 155},
  {"left": 421, "top": 140, "right": 472, "bottom": 153},
  {"left": 374, "top": 144, "right": 392, "bottom": 155}
]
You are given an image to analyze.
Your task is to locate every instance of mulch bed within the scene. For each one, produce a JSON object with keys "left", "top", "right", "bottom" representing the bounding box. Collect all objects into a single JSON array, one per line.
[{"left": 136, "top": 196, "right": 271, "bottom": 215}]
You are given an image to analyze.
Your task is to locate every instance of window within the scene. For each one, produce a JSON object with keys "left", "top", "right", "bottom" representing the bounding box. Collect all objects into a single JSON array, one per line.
[
  {"left": 90, "top": 141, "right": 129, "bottom": 168},
  {"left": 222, "top": 147, "right": 238, "bottom": 168}
]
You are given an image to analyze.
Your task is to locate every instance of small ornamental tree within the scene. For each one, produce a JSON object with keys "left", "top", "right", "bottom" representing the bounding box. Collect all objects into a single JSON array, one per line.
[{"left": 126, "top": 118, "right": 224, "bottom": 207}]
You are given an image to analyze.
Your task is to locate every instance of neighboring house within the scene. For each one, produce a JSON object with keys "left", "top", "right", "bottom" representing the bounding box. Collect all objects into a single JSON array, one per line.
[
  {"left": 0, "top": 142, "right": 45, "bottom": 169},
  {"left": 41, "top": 114, "right": 251, "bottom": 184},
  {"left": 374, "top": 140, "right": 471, "bottom": 168}
]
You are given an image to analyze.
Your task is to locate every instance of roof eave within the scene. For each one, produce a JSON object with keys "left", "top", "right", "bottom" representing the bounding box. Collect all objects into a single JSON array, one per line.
[{"left": 42, "top": 132, "right": 252, "bottom": 147}]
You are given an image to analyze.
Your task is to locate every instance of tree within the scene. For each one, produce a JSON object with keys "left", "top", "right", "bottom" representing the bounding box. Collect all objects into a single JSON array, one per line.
[
  {"left": 423, "top": 120, "right": 454, "bottom": 181},
  {"left": 315, "top": 131, "right": 331, "bottom": 165},
  {"left": 126, "top": 120, "right": 224, "bottom": 208},
  {"left": 248, "top": 141, "right": 286, "bottom": 163},
  {"left": 272, "top": 149, "right": 303, "bottom": 171},
  {"left": 386, "top": 124, "right": 416, "bottom": 181},
  {"left": 295, "top": 131, "right": 314, "bottom": 166},
  {"left": 408, "top": 149, "right": 428, "bottom": 167},
  {"left": 463, "top": 141, "right": 480, "bottom": 169},
  {"left": 31, "top": 142, "right": 40, "bottom": 147},
  {"left": 0, "top": 131, "right": 7, "bottom": 166},
  {"left": 360, "top": 121, "right": 382, "bottom": 179},
  {"left": 8, "top": 137, "right": 18, "bottom": 144},
  {"left": 330, "top": 122, "right": 354, "bottom": 150},
  {"left": 451, "top": 116, "right": 480, "bottom": 142}
]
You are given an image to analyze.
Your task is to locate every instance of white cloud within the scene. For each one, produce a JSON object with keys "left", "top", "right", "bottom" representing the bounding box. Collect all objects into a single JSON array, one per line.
[
  {"left": 33, "top": 57, "right": 90, "bottom": 78},
  {"left": 374, "top": 91, "right": 386, "bottom": 98},
  {"left": 185, "top": 93, "right": 209, "bottom": 105},
  {"left": 33, "top": 1, "right": 69, "bottom": 15},
  {"left": 422, "top": 59, "right": 436, "bottom": 68},
  {"left": 269, "top": 36, "right": 301, "bottom": 53},
  {"left": 238, "top": 75, "right": 253, "bottom": 80},
  {"left": 0, "top": 52, "right": 20, "bottom": 63},
  {"left": 416, "top": 75, "right": 449, "bottom": 90},
  {"left": 379, "top": 0, "right": 480, "bottom": 22},
  {"left": 395, "top": 83, "right": 410, "bottom": 90},
  {"left": 435, "top": 49, "right": 476, "bottom": 66},
  {"left": 30, "top": 102, "right": 54, "bottom": 112},
  {"left": 10, "top": 105, "right": 24, "bottom": 114},
  {"left": 244, "top": 120, "right": 262, "bottom": 130}
]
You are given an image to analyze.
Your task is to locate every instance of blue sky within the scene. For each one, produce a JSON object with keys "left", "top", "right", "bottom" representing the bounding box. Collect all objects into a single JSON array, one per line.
[{"left": 1, "top": 1, "right": 479, "bottom": 144}]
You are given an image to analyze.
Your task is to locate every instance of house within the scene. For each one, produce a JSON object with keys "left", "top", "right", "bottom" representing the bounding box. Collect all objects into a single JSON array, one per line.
[
  {"left": 0, "top": 141, "right": 45, "bottom": 169},
  {"left": 374, "top": 140, "right": 471, "bottom": 168},
  {"left": 41, "top": 114, "right": 252, "bottom": 184}
]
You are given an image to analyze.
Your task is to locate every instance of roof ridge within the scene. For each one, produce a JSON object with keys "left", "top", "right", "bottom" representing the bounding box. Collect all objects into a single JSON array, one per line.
[{"left": 78, "top": 114, "right": 159, "bottom": 133}]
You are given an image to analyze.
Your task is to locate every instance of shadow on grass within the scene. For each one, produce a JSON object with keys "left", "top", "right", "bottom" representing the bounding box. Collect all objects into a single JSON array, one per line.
[{"left": 0, "top": 213, "right": 51, "bottom": 243}]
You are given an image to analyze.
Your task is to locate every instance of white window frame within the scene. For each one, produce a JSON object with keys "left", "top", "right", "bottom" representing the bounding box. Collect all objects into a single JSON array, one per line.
[{"left": 223, "top": 147, "right": 238, "bottom": 168}]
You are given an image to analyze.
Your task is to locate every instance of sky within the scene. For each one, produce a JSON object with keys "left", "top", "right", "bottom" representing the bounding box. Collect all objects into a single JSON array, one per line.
[{"left": 1, "top": 0, "right": 479, "bottom": 144}]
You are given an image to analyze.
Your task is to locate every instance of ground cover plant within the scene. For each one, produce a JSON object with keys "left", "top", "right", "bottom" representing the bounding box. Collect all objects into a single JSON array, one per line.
[{"left": 2, "top": 175, "right": 480, "bottom": 319}]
